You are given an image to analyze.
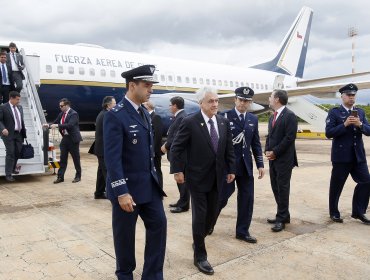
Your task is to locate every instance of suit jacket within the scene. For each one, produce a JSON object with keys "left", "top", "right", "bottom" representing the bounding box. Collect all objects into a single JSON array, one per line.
[
  {"left": 265, "top": 107, "right": 298, "bottom": 168},
  {"left": 53, "top": 108, "right": 82, "bottom": 143},
  {"left": 0, "top": 63, "right": 15, "bottom": 88},
  {"left": 223, "top": 109, "right": 264, "bottom": 177},
  {"left": 92, "top": 109, "right": 107, "bottom": 157},
  {"left": 170, "top": 111, "right": 236, "bottom": 192},
  {"left": 0, "top": 102, "right": 27, "bottom": 139},
  {"left": 104, "top": 98, "right": 166, "bottom": 202},
  {"left": 150, "top": 111, "right": 164, "bottom": 158},
  {"left": 325, "top": 105, "right": 370, "bottom": 163},
  {"left": 6, "top": 52, "right": 24, "bottom": 70},
  {"left": 165, "top": 110, "right": 186, "bottom": 160}
]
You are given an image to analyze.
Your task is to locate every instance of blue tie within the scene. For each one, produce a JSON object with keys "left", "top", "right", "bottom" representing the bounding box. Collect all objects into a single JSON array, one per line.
[
  {"left": 1, "top": 64, "right": 7, "bottom": 84},
  {"left": 240, "top": 113, "right": 245, "bottom": 123},
  {"left": 208, "top": 119, "right": 218, "bottom": 153}
]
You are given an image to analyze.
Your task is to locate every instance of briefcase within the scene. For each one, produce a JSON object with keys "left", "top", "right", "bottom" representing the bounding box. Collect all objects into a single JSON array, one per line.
[{"left": 20, "top": 140, "right": 34, "bottom": 159}]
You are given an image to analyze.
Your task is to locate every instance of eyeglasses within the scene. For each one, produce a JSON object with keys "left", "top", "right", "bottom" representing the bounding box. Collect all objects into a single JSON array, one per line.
[{"left": 59, "top": 105, "right": 65, "bottom": 108}]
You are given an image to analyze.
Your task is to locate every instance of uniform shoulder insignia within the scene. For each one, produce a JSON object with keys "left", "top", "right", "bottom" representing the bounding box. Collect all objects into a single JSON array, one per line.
[{"left": 112, "top": 102, "right": 125, "bottom": 113}]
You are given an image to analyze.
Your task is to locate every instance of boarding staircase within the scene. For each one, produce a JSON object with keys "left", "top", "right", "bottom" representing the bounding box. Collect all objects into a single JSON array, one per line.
[
  {"left": 0, "top": 49, "right": 48, "bottom": 176},
  {"left": 287, "top": 96, "right": 329, "bottom": 132}
]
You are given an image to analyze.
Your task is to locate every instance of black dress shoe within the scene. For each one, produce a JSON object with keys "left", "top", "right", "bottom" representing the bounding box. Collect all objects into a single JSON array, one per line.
[
  {"left": 271, "top": 222, "right": 285, "bottom": 232},
  {"left": 236, "top": 234, "right": 257, "bottom": 243},
  {"left": 194, "top": 259, "right": 214, "bottom": 275},
  {"left": 267, "top": 218, "right": 290, "bottom": 224},
  {"left": 5, "top": 175, "right": 15, "bottom": 182},
  {"left": 170, "top": 207, "right": 188, "bottom": 213},
  {"left": 12, "top": 170, "right": 19, "bottom": 175},
  {"left": 53, "top": 178, "right": 64, "bottom": 184},
  {"left": 94, "top": 193, "right": 107, "bottom": 199},
  {"left": 351, "top": 214, "right": 370, "bottom": 225},
  {"left": 330, "top": 216, "right": 343, "bottom": 223},
  {"left": 72, "top": 177, "right": 81, "bottom": 183},
  {"left": 169, "top": 203, "right": 178, "bottom": 208}
]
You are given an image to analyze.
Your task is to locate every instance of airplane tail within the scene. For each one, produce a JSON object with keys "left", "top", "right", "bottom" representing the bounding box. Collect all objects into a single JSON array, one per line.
[{"left": 251, "top": 6, "right": 313, "bottom": 78}]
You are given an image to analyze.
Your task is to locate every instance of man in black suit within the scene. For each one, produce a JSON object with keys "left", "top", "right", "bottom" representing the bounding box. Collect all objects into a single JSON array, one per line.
[
  {"left": 91, "top": 96, "right": 116, "bottom": 199},
  {"left": 265, "top": 89, "right": 298, "bottom": 232},
  {"left": 44, "top": 98, "right": 82, "bottom": 184},
  {"left": 0, "top": 52, "right": 14, "bottom": 104},
  {"left": 161, "top": 96, "right": 190, "bottom": 213},
  {"left": 0, "top": 91, "right": 27, "bottom": 182},
  {"left": 170, "top": 87, "right": 235, "bottom": 275},
  {"left": 144, "top": 100, "right": 164, "bottom": 189},
  {"left": 6, "top": 42, "right": 25, "bottom": 93}
]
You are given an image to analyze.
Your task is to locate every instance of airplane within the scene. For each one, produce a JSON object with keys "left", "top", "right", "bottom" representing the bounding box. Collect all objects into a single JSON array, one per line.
[{"left": 1, "top": 6, "right": 370, "bottom": 132}]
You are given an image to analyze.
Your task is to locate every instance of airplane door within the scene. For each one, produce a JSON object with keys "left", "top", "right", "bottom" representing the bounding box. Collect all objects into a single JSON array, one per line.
[
  {"left": 273, "top": 75, "right": 285, "bottom": 89},
  {"left": 26, "top": 54, "right": 41, "bottom": 85},
  {"left": 165, "top": 72, "right": 176, "bottom": 91}
]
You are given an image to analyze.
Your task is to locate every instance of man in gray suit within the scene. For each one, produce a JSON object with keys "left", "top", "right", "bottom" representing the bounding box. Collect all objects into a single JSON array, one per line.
[
  {"left": 6, "top": 42, "right": 25, "bottom": 93},
  {"left": 0, "top": 91, "right": 27, "bottom": 182}
]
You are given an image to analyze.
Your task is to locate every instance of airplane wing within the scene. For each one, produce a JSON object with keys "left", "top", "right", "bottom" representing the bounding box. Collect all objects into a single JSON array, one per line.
[{"left": 296, "top": 71, "right": 370, "bottom": 87}]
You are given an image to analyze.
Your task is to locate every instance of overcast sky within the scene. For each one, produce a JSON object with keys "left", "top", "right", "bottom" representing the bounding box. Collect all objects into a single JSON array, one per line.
[{"left": 1, "top": 0, "right": 370, "bottom": 79}]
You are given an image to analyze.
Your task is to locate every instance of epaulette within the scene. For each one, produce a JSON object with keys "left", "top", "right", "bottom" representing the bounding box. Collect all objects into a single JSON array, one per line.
[{"left": 111, "top": 101, "right": 125, "bottom": 113}]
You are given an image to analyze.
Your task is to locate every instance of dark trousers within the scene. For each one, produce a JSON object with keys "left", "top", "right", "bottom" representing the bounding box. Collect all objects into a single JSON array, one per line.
[
  {"left": 176, "top": 182, "right": 190, "bottom": 209},
  {"left": 190, "top": 178, "right": 218, "bottom": 261},
  {"left": 217, "top": 167, "right": 254, "bottom": 235},
  {"left": 154, "top": 155, "right": 163, "bottom": 189},
  {"left": 269, "top": 162, "right": 293, "bottom": 222},
  {"left": 111, "top": 189, "right": 167, "bottom": 280},
  {"left": 0, "top": 85, "right": 11, "bottom": 104},
  {"left": 329, "top": 162, "right": 370, "bottom": 217},
  {"left": 95, "top": 155, "right": 106, "bottom": 196},
  {"left": 2, "top": 132, "right": 23, "bottom": 176},
  {"left": 12, "top": 71, "right": 23, "bottom": 93},
  {"left": 57, "top": 136, "right": 81, "bottom": 179}
]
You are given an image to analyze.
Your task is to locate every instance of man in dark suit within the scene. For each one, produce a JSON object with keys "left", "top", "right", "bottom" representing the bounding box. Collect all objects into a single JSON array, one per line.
[
  {"left": 161, "top": 96, "right": 190, "bottom": 213},
  {"left": 6, "top": 42, "right": 25, "bottom": 93},
  {"left": 325, "top": 83, "right": 370, "bottom": 225},
  {"left": 91, "top": 96, "right": 116, "bottom": 199},
  {"left": 44, "top": 98, "right": 82, "bottom": 184},
  {"left": 0, "top": 91, "right": 27, "bottom": 182},
  {"left": 144, "top": 100, "right": 164, "bottom": 189},
  {"left": 213, "top": 87, "right": 264, "bottom": 243},
  {"left": 265, "top": 89, "right": 298, "bottom": 232},
  {"left": 0, "top": 52, "right": 14, "bottom": 104},
  {"left": 170, "top": 87, "right": 235, "bottom": 275},
  {"left": 104, "top": 65, "right": 167, "bottom": 280}
]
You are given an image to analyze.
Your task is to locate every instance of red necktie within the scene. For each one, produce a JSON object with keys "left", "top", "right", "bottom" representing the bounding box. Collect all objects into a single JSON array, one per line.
[
  {"left": 272, "top": 111, "right": 278, "bottom": 127},
  {"left": 61, "top": 113, "right": 66, "bottom": 134}
]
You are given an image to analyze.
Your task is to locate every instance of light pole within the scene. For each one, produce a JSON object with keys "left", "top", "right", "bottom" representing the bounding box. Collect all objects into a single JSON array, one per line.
[{"left": 348, "top": 26, "right": 358, "bottom": 74}]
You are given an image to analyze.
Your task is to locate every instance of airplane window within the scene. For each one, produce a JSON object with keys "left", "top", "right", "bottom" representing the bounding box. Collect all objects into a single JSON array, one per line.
[
  {"left": 68, "top": 66, "right": 74, "bottom": 74},
  {"left": 110, "top": 70, "right": 115, "bottom": 77},
  {"left": 230, "top": 81, "right": 233, "bottom": 87},
  {"left": 240, "top": 82, "right": 244, "bottom": 86},
  {"left": 212, "top": 79, "right": 216, "bottom": 86},
  {"left": 46, "top": 65, "right": 52, "bottom": 73},
  {"left": 193, "top": 77, "right": 197, "bottom": 84},
  {"left": 224, "top": 80, "right": 228, "bottom": 87},
  {"left": 206, "top": 79, "right": 210, "bottom": 85},
  {"left": 200, "top": 78, "right": 204, "bottom": 85},
  {"left": 235, "top": 82, "right": 239, "bottom": 87},
  {"left": 90, "top": 68, "right": 95, "bottom": 76},
  {"left": 168, "top": 75, "right": 173, "bottom": 82},
  {"left": 57, "top": 66, "right": 63, "bottom": 74},
  {"left": 265, "top": 84, "right": 268, "bottom": 90},
  {"left": 161, "top": 75, "right": 165, "bottom": 82},
  {"left": 256, "top": 84, "right": 259, "bottom": 89},
  {"left": 153, "top": 74, "right": 158, "bottom": 81},
  {"left": 218, "top": 80, "right": 222, "bottom": 86},
  {"left": 261, "top": 84, "right": 263, "bottom": 89},
  {"left": 79, "top": 67, "right": 85, "bottom": 75},
  {"left": 185, "top": 77, "right": 190, "bottom": 83},
  {"left": 177, "top": 76, "right": 182, "bottom": 83},
  {"left": 246, "top": 82, "right": 249, "bottom": 87},
  {"left": 100, "top": 69, "right": 106, "bottom": 77},
  {"left": 251, "top": 83, "right": 254, "bottom": 89}
]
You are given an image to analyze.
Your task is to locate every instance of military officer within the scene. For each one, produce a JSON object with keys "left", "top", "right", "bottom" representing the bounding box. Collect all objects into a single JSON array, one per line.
[
  {"left": 104, "top": 65, "right": 167, "bottom": 279},
  {"left": 213, "top": 87, "right": 265, "bottom": 242},
  {"left": 326, "top": 83, "right": 370, "bottom": 225}
]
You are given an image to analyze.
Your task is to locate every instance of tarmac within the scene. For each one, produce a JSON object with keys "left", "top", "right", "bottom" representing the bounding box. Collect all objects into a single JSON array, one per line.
[{"left": 0, "top": 124, "right": 370, "bottom": 280}]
